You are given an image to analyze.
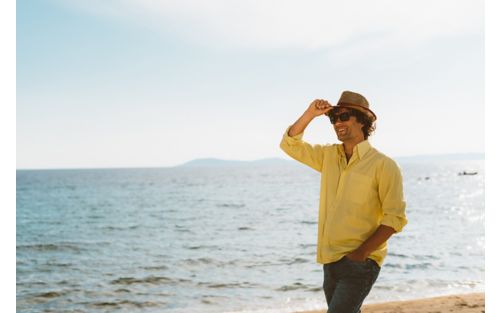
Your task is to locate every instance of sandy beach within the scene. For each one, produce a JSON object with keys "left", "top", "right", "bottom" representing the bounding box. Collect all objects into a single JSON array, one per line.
[{"left": 296, "top": 293, "right": 484, "bottom": 313}]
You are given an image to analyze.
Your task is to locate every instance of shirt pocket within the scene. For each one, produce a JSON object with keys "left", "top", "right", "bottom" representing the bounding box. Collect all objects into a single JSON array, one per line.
[{"left": 344, "top": 172, "right": 374, "bottom": 206}]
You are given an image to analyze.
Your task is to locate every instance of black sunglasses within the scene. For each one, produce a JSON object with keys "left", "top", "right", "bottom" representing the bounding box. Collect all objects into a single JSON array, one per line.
[{"left": 327, "top": 111, "right": 353, "bottom": 124}]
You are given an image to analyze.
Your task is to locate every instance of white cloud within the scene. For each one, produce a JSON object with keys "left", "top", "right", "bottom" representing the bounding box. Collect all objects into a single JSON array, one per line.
[{"left": 62, "top": 0, "right": 483, "bottom": 50}]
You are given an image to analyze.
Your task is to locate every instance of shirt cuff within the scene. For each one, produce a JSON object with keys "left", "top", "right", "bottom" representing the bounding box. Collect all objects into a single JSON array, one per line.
[
  {"left": 283, "top": 126, "right": 304, "bottom": 143},
  {"left": 380, "top": 213, "right": 408, "bottom": 233}
]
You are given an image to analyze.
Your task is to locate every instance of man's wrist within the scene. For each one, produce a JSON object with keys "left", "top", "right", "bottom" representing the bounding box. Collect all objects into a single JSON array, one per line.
[{"left": 354, "top": 246, "right": 371, "bottom": 259}]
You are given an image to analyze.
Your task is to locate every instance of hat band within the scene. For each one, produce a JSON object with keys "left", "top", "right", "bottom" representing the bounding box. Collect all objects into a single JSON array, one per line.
[{"left": 338, "top": 102, "right": 377, "bottom": 120}]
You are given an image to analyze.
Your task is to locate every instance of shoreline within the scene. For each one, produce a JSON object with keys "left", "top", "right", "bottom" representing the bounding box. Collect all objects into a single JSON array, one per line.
[{"left": 295, "top": 292, "right": 484, "bottom": 313}]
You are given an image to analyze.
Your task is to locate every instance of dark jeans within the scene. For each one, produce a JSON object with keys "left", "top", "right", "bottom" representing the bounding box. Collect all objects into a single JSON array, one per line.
[{"left": 323, "top": 257, "right": 380, "bottom": 313}]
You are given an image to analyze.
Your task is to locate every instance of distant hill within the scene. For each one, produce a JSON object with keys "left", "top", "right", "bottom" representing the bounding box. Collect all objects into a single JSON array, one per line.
[
  {"left": 178, "top": 153, "right": 484, "bottom": 167},
  {"left": 178, "top": 158, "right": 293, "bottom": 167}
]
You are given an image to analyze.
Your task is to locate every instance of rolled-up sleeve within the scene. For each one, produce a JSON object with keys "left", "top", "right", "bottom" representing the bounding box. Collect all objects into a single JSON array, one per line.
[
  {"left": 378, "top": 159, "right": 408, "bottom": 233},
  {"left": 279, "top": 126, "right": 325, "bottom": 172}
]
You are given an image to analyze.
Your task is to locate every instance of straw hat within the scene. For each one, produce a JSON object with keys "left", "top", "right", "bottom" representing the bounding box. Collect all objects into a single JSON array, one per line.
[{"left": 335, "top": 90, "right": 377, "bottom": 121}]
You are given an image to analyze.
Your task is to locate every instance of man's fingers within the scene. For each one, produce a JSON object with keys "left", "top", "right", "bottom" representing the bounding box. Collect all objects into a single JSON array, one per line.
[
  {"left": 317, "top": 103, "right": 333, "bottom": 111},
  {"left": 313, "top": 99, "right": 332, "bottom": 110},
  {"left": 309, "top": 99, "right": 333, "bottom": 117}
]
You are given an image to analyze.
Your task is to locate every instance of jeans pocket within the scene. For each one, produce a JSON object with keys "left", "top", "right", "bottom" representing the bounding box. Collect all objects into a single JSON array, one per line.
[
  {"left": 366, "top": 258, "right": 381, "bottom": 270},
  {"left": 342, "top": 256, "right": 369, "bottom": 265}
]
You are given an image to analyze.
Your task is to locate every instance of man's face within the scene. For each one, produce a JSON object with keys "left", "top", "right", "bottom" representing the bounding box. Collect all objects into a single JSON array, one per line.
[{"left": 331, "top": 108, "right": 365, "bottom": 143}]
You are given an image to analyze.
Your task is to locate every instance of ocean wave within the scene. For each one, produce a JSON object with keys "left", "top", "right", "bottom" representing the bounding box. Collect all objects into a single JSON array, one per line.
[
  {"left": 184, "top": 244, "right": 220, "bottom": 250},
  {"left": 300, "top": 220, "right": 316, "bottom": 225},
  {"left": 387, "top": 252, "right": 409, "bottom": 258},
  {"left": 91, "top": 300, "right": 163, "bottom": 309},
  {"left": 216, "top": 203, "right": 246, "bottom": 208},
  {"left": 238, "top": 226, "right": 254, "bottom": 231},
  {"left": 244, "top": 257, "right": 310, "bottom": 268},
  {"left": 200, "top": 295, "right": 232, "bottom": 305},
  {"left": 384, "top": 262, "right": 434, "bottom": 270},
  {"left": 184, "top": 257, "right": 217, "bottom": 265},
  {"left": 198, "top": 281, "right": 257, "bottom": 289},
  {"left": 276, "top": 282, "right": 311, "bottom": 292},
  {"left": 100, "top": 225, "right": 140, "bottom": 231},
  {"left": 140, "top": 265, "right": 169, "bottom": 270},
  {"left": 34, "top": 291, "right": 66, "bottom": 299},
  {"left": 174, "top": 224, "right": 194, "bottom": 233},
  {"left": 110, "top": 276, "right": 176, "bottom": 286},
  {"left": 17, "top": 243, "right": 82, "bottom": 253},
  {"left": 278, "top": 257, "right": 309, "bottom": 265},
  {"left": 413, "top": 254, "right": 440, "bottom": 260},
  {"left": 44, "top": 261, "right": 73, "bottom": 268},
  {"left": 181, "top": 257, "right": 238, "bottom": 267}
]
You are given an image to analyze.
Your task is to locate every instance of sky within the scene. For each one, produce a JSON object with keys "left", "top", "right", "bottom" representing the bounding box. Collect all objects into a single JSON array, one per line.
[{"left": 16, "top": 0, "right": 484, "bottom": 169}]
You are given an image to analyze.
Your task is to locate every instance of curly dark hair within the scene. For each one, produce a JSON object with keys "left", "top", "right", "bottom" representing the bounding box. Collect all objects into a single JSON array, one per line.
[{"left": 350, "top": 109, "right": 376, "bottom": 139}]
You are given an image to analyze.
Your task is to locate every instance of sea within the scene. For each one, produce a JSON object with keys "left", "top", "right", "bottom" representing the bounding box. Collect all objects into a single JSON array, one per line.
[{"left": 16, "top": 157, "right": 484, "bottom": 313}]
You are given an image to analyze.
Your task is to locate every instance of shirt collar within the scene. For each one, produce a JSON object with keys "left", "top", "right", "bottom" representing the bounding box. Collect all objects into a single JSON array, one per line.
[
  {"left": 337, "top": 140, "right": 372, "bottom": 160},
  {"left": 355, "top": 140, "right": 372, "bottom": 160}
]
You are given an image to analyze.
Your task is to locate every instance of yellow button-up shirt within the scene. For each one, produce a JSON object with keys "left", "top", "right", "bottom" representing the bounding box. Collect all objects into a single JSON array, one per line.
[{"left": 280, "top": 126, "right": 407, "bottom": 266}]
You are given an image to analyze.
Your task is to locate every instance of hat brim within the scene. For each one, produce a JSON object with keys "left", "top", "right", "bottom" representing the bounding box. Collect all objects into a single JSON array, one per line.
[{"left": 335, "top": 103, "right": 377, "bottom": 121}]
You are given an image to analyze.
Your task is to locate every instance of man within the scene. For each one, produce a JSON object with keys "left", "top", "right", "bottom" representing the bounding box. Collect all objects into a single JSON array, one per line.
[{"left": 279, "top": 91, "right": 407, "bottom": 313}]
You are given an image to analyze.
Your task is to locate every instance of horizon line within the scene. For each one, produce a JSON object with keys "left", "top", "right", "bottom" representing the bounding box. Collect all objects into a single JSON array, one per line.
[{"left": 16, "top": 152, "right": 485, "bottom": 171}]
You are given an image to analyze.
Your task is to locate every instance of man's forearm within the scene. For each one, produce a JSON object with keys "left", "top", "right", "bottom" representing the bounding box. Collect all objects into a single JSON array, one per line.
[
  {"left": 287, "top": 99, "right": 333, "bottom": 136},
  {"left": 288, "top": 111, "right": 316, "bottom": 137},
  {"left": 348, "top": 225, "right": 396, "bottom": 260}
]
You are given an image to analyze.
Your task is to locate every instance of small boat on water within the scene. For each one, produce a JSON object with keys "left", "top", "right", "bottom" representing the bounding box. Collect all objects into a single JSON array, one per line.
[{"left": 458, "top": 171, "right": 478, "bottom": 176}]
